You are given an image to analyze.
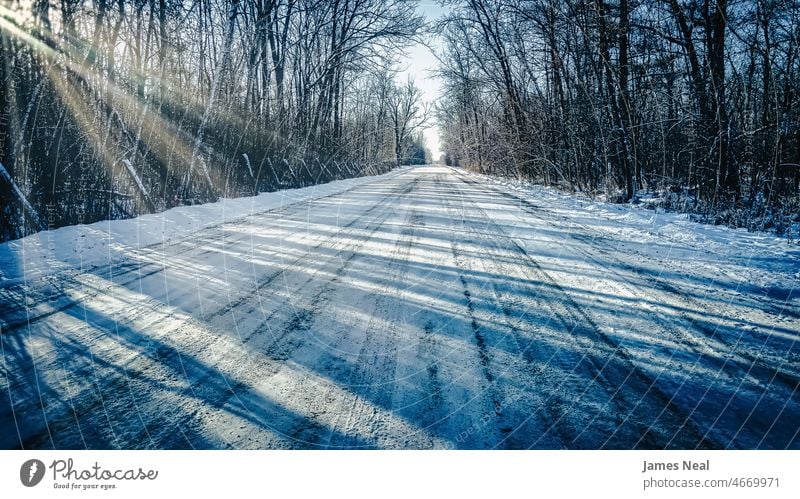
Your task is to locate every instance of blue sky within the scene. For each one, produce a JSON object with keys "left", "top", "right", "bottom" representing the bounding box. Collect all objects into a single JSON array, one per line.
[{"left": 398, "top": 2, "right": 448, "bottom": 159}]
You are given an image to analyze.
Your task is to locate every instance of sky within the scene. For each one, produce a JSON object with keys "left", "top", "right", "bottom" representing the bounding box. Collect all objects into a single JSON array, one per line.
[{"left": 397, "top": 2, "right": 448, "bottom": 161}]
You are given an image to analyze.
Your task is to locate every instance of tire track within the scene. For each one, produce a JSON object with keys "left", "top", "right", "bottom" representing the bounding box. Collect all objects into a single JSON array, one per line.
[
  {"left": 449, "top": 169, "right": 799, "bottom": 448},
  {"left": 441, "top": 181, "right": 544, "bottom": 448},
  {"left": 321, "top": 204, "right": 421, "bottom": 448},
  {"left": 7, "top": 175, "right": 420, "bottom": 449},
  {"left": 447, "top": 171, "right": 712, "bottom": 449},
  {"left": 0, "top": 172, "right": 411, "bottom": 335},
  {"left": 453, "top": 168, "right": 799, "bottom": 393}
]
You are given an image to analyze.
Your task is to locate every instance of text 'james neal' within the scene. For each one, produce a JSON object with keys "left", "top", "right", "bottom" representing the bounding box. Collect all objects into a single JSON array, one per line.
[{"left": 642, "top": 460, "right": 710, "bottom": 473}]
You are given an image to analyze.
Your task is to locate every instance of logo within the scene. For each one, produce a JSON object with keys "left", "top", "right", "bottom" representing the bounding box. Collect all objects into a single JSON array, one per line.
[{"left": 20, "top": 459, "right": 45, "bottom": 487}]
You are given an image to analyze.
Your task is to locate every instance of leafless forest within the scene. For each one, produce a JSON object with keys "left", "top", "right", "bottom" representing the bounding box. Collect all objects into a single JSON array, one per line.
[
  {"left": 0, "top": 0, "right": 429, "bottom": 241},
  {"left": 436, "top": 0, "right": 800, "bottom": 233},
  {"left": 2, "top": 0, "right": 800, "bottom": 241}
]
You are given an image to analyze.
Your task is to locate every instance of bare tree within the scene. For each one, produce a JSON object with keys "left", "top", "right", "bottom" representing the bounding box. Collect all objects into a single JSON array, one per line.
[
  {"left": 436, "top": 0, "right": 800, "bottom": 232},
  {"left": 389, "top": 78, "right": 429, "bottom": 165},
  {"left": 0, "top": 0, "right": 425, "bottom": 240}
]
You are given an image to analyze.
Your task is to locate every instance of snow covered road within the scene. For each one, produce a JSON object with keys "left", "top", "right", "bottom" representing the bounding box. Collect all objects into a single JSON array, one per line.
[{"left": 1, "top": 165, "right": 799, "bottom": 449}]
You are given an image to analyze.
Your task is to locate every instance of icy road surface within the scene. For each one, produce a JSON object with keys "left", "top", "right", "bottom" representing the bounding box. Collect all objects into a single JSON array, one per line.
[{"left": 1, "top": 166, "right": 798, "bottom": 449}]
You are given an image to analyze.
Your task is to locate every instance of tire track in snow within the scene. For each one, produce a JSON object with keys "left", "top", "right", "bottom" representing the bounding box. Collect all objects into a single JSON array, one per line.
[
  {"left": 451, "top": 169, "right": 799, "bottom": 448},
  {"left": 478, "top": 173, "right": 799, "bottom": 393},
  {"left": 447, "top": 171, "right": 711, "bottom": 449},
  {"left": 444, "top": 182, "right": 612, "bottom": 448},
  {"left": 174, "top": 176, "right": 422, "bottom": 448},
  {"left": 3, "top": 174, "right": 420, "bottom": 449},
  {"left": 208, "top": 177, "right": 417, "bottom": 322},
  {"left": 0, "top": 171, "right": 410, "bottom": 334},
  {"left": 324, "top": 213, "right": 417, "bottom": 447},
  {"left": 441, "top": 181, "right": 553, "bottom": 448}
]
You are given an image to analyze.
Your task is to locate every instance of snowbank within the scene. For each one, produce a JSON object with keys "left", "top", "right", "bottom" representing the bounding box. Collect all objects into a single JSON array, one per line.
[
  {"left": 458, "top": 169, "right": 800, "bottom": 289},
  {"left": 0, "top": 168, "right": 409, "bottom": 284}
]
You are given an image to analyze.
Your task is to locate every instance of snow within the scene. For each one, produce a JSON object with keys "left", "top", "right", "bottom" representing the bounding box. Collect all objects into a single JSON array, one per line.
[
  {"left": 0, "top": 169, "right": 407, "bottom": 283},
  {"left": 1, "top": 165, "right": 798, "bottom": 449},
  {"left": 466, "top": 170, "right": 800, "bottom": 290}
]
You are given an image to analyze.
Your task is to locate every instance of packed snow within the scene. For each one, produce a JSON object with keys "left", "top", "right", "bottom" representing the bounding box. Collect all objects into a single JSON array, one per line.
[{"left": 1, "top": 165, "right": 798, "bottom": 449}]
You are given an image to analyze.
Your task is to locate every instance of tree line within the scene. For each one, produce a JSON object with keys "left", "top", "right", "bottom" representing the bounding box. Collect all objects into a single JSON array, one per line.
[
  {"left": 0, "top": 0, "right": 429, "bottom": 241},
  {"left": 436, "top": 0, "right": 800, "bottom": 233}
]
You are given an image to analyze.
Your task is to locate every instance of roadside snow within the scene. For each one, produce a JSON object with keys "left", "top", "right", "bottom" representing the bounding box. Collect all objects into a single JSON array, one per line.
[
  {"left": 0, "top": 168, "right": 410, "bottom": 284},
  {"left": 461, "top": 170, "right": 800, "bottom": 295}
]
